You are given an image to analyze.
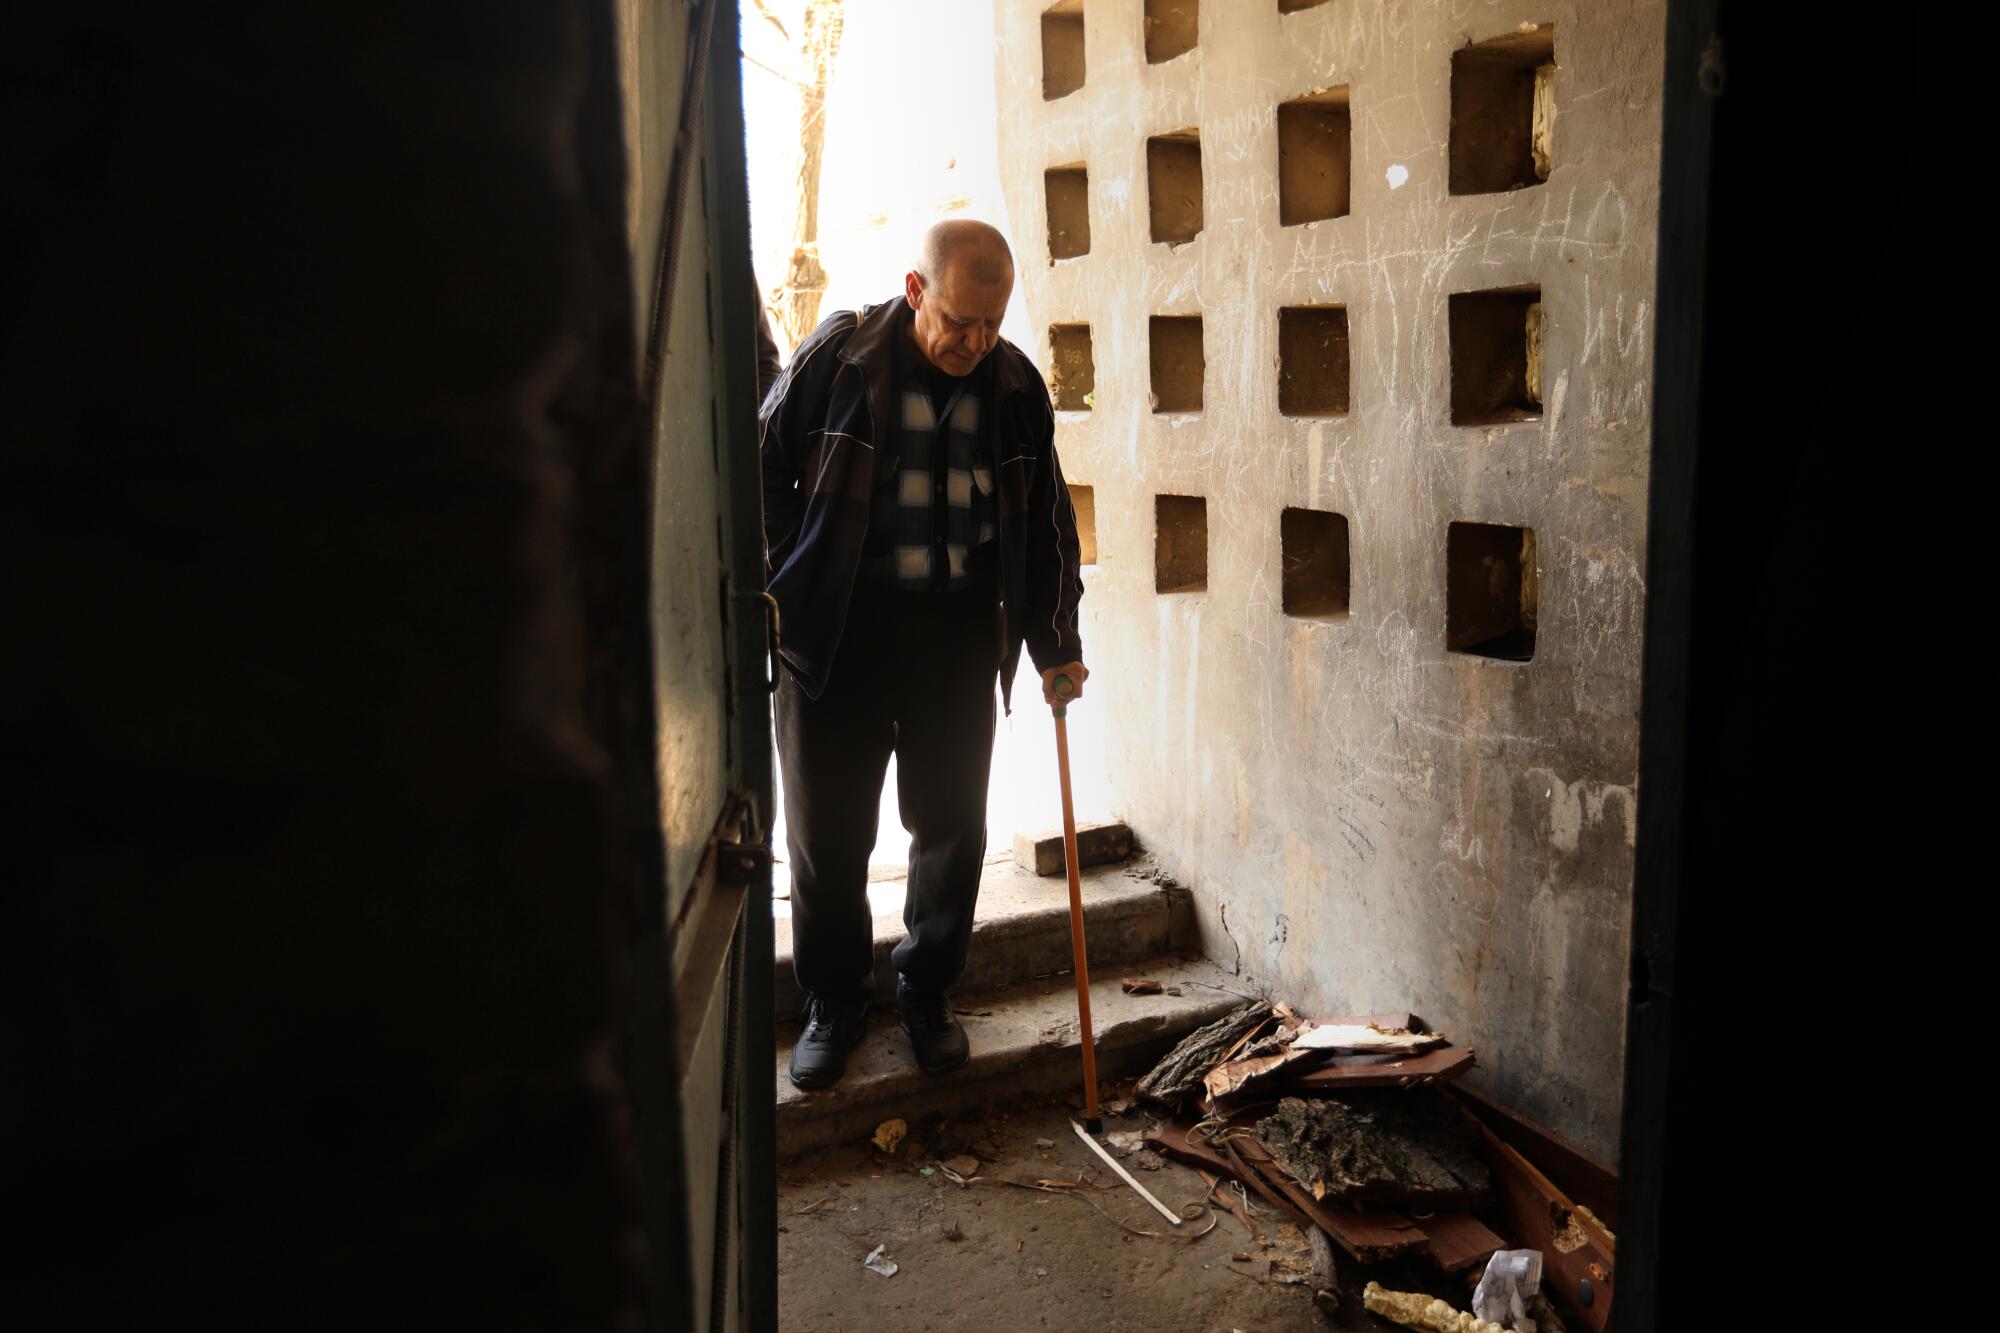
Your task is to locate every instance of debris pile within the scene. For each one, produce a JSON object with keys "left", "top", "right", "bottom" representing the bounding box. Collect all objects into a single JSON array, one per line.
[
  {"left": 1137, "top": 1000, "right": 1616, "bottom": 1330},
  {"left": 1256, "top": 1094, "right": 1488, "bottom": 1211}
]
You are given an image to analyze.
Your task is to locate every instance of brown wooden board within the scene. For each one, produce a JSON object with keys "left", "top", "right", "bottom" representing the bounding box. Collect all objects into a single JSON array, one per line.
[
  {"left": 1147, "top": 1120, "right": 1239, "bottom": 1177},
  {"left": 1307, "top": 1012, "right": 1424, "bottom": 1032},
  {"left": 1445, "top": 1083, "right": 1618, "bottom": 1229},
  {"left": 1197, "top": 1167, "right": 1258, "bottom": 1237},
  {"left": 1416, "top": 1211, "right": 1506, "bottom": 1274},
  {"left": 1223, "top": 1139, "right": 1326, "bottom": 1236},
  {"left": 1147, "top": 1121, "right": 1314, "bottom": 1232},
  {"left": 1231, "top": 1135, "right": 1429, "bottom": 1263},
  {"left": 1470, "top": 1116, "right": 1613, "bottom": 1332},
  {"left": 1153, "top": 1119, "right": 1500, "bottom": 1277},
  {"left": 1281, "top": 1045, "right": 1476, "bottom": 1092}
]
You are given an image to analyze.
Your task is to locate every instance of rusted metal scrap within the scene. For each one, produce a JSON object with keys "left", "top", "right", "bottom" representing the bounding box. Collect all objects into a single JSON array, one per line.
[
  {"left": 1136, "top": 999, "right": 1270, "bottom": 1105},
  {"left": 1256, "top": 1093, "right": 1491, "bottom": 1211}
]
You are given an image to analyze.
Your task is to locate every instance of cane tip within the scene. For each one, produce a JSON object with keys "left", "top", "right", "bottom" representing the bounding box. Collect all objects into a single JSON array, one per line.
[{"left": 1084, "top": 1116, "right": 1103, "bottom": 1136}]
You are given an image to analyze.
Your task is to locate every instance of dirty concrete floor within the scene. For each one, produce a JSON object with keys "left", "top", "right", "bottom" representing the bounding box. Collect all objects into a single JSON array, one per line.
[{"left": 778, "top": 1092, "right": 1478, "bottom": 1333}]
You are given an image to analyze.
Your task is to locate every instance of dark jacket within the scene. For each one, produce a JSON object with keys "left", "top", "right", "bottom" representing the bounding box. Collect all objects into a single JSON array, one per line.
[{"left": 758, "top": 296, "right": 1084, "bottom": 710}]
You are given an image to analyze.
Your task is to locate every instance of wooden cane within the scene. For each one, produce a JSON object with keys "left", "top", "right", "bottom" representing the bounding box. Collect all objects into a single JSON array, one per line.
[{"left": 1051, "top": 672, "right": 1101, "bottom": 1133}]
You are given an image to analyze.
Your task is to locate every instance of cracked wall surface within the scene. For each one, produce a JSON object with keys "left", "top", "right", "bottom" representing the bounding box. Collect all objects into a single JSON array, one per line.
[{"left": 995, "top": 0, "right": 1662, "bottom": 1159}]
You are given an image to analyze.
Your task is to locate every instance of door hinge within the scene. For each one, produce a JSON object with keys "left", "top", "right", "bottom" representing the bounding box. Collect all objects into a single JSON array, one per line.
[
  {"left": 717, "top": 842, "right": 770, "bottom": 886},
  {"left": 714, "top": 786, "right": 769, "bottom": 866}
]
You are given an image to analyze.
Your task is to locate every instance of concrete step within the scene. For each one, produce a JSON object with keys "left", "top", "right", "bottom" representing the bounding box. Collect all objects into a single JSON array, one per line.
[
  {"left": 772, "top": 856, "right": 1191, "bottom": 1019},
  {"left": 774, "top": 953, "right": 1249, "bottom": 1155}
]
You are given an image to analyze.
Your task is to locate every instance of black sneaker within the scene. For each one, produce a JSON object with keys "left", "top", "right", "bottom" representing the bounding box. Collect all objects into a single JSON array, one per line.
[
  {"left": 787, "top": 993, "right": 868, "bottom": 1090},
  {"left": 896, "top": 976, "right": 969, "bottom": 1073}
]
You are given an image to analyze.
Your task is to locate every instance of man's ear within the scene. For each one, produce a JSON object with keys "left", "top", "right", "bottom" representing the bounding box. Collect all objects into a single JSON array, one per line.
[{"left": 904, "top": 270, "right": 925, "bottom": 308}]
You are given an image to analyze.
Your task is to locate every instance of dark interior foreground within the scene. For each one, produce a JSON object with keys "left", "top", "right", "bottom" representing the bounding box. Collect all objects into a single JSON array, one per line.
[{"left": 4, "top": 3, "right": 1931, "bottom": 1328}]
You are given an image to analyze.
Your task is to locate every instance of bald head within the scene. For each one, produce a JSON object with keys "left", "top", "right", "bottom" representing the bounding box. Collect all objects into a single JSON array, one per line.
[
  {"left": 915, "top": 219, "right": 1014, "bottom": 290},
  {"left": 904, "top": 219, "right": 1015, "bottom": 378}
]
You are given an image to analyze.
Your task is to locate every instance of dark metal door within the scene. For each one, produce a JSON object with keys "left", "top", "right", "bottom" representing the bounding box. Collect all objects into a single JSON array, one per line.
[{"left": 619, "top": 2, "right": 775, "bottom": 1330}]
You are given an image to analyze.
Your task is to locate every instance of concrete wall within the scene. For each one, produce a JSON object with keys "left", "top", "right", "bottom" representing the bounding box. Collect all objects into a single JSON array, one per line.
[{"left": 994, "top": 0, "right": 1663, "bottom": 1159}]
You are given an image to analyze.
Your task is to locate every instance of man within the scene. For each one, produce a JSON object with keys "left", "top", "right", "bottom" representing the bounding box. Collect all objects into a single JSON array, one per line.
[{"left": 759, "top": 219, "right": 1088, "bottom": 1090}]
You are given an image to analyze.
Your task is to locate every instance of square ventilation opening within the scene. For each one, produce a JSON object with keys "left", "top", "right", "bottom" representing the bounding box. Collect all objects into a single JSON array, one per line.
[
  {"left": 1050, "top": 324, "right": 1095, "bottom": 411},
  {"left": 1045, "top": 165, "right": 1090, "bottom": 260},
  {"left": 1155, "top": 495, "right": 1208, "bottom": 593},
  {"left": 1070, "top": 484, "right": 1099, "bottom": 565},
  {"left": 1149, "top": 315, "right": 1204, "bottom": 413},
  {"left": 1145, "top": 0, "right": 1198, "bottom": 64},
  {"left": 1449, "top": 24, "right": 1556, "bottom": 195},
  {"left": 1447, "top": 521, "right": 1537, "bottom": 661},
  {"left": 1042, "top": 3, "right": 1086, "bottom": 101},
  {"left": 1449, "top": 286, "right": 1542, "bottom": 425},
  {"left": 1277, "top": 88, "right": 1351, "bottom": 225},
  {"left": 1146, "top": 131, "right": 1204, "bottom": 244},
  {"left": 1278, "top": 305, "right": 1350, "bottom": 417},
  {"left": 1281, "top": 508, "right": 1350, "bottom": 618}
]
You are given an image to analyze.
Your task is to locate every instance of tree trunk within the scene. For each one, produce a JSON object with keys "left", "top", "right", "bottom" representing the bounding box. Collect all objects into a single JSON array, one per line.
[{"left": 772, "top": 0, "right": 845, "bottom": 348}]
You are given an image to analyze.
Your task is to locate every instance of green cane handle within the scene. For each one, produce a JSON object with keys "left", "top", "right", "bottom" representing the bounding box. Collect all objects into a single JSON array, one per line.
[{"left": 1052, "top": 672, "right": 1075, "bottom": 717}]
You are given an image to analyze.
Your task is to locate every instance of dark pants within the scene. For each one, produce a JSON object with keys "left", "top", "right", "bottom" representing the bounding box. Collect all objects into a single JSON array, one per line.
[{"left": 776, "top": 582, "right": 1000, "bottom": 1001}]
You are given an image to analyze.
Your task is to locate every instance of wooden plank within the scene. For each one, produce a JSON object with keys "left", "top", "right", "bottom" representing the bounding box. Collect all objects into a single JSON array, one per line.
[
  {"left": 1231, "top": 1135, "right": 1429, "bottom": 1263},
  {"left": 1145, "top": 1120, "right": 1230, "bottom": 1173},
  {"left": 1416, "top": 1211, "right": 1506, "bottom": 1274},
  {"left": 1204, "top": 1046, "right": 1473, "bottom": 1119},
  {"left": 1153, "top": 1117, "right": 1487, "bottom": 1273},
  {"left": 1307, "top": 1012, "right": 1422, "bottom": 1032},
  {"left": 1197, "top": 1167, "right": 1258, "bottom": 1237},
  {"left": 1445, "top": 1083, "right": 1619, "bottom": 1229},
  {"left": 1471, "top": 1116, "right": 1613, "bottom": 1332},
  {"left": 1147, "top": 1121, "right": 1313, "bottom": 1232},
  {"left": 1282, "top": 1045, "right": 1476, "bottom": 1092},
  {"left": 1223, "top": 1140, "right": 1325, "bottom": 1236}
]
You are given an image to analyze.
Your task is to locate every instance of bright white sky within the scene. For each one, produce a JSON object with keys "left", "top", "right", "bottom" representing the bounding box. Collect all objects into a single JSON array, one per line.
[
  {"left": 742, "top": 0, "right": 1109, "bottom": 896},
  {"left": 740, "top": 0, "right": 1031, "bottom": 359}
]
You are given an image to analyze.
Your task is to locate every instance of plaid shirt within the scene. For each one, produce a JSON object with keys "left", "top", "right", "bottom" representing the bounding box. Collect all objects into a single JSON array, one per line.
[
  {"left": 760, "top": 297, "right": 1084, "bottom": 709},
  {"left": 859, "top": 347, "right": 999, "bottom": 591}
]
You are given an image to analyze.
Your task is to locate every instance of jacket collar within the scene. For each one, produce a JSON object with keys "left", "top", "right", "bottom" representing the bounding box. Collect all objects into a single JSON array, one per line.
[
  {"left": 838, "top": 296, "right": 908, "bottom": 373},
  {"left": 841, "top": 295, "right": 1043, "bottom": 405}
]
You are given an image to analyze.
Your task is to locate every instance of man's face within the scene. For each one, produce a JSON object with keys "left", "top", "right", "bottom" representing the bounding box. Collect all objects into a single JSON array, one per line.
[{"left": 906, "top": 261, "right": 1013, "bottom": 377}]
